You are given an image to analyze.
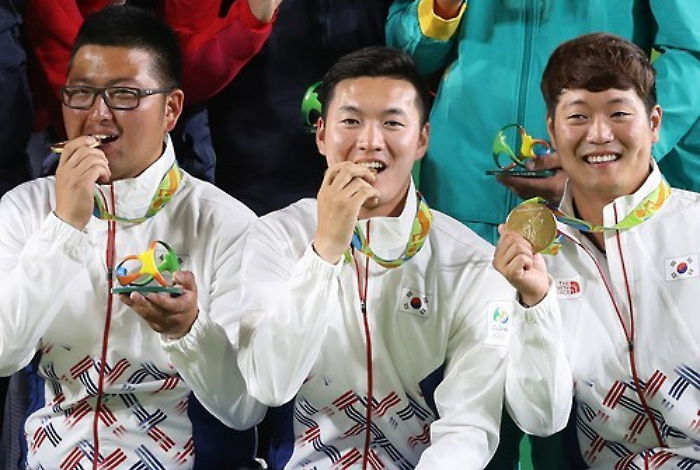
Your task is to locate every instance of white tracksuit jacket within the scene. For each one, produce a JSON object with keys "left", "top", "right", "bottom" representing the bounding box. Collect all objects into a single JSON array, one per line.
[
  {"left": 235, "top": 181, "right": 560, "bottom": 469},
  {"left": 510, "top": 164, "right": 700, "bottom": 469},
  {"left": 0, "top": 139, "right": 265, "bottom": 469}
]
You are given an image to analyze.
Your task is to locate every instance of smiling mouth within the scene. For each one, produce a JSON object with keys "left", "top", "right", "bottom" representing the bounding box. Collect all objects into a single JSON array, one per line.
[
  {"left": 584, "top": 153, "right": 619, "bottom": 164},
  {"left": 358, "top": 161, "right": 386, "bottom": 173}
]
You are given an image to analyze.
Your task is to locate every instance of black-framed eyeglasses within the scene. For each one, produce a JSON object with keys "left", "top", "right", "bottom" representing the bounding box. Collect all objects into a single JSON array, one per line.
[{"left": 60, "top": 85, "right": 174, "bottom": 110}]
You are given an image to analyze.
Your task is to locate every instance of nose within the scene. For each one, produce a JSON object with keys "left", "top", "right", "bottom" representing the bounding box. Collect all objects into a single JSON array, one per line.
[
  {"left": 587, "top": 116, "right": 614, "bottom": 144},
  {"left": 357, "top": 122, "right": 384, "bottom": 152},
  {"left": 88, "top": 92, "right": 115, "bottom": 121}
]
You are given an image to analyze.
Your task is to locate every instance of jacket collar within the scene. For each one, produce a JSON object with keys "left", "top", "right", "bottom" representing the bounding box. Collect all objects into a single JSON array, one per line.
[
  {"left": 96, "top": 135, "right": 178, "bottom": 221},
  {"left": 559, "top": 158, "right": 661, "bottom": 236},
  {"left": 355, "top": 179, "right": 418, "bottom": 261}
]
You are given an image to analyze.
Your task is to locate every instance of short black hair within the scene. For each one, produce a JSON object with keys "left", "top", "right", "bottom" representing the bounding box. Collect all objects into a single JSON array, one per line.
[
  {"left": 318, "top": 46, "right": 431, "bottom": 125},
  {"left": 542, "top": 33, "right": 656, "bottom": 116},
  {"left": 69, "top": 5, "right": 181, "bottom": 88}
]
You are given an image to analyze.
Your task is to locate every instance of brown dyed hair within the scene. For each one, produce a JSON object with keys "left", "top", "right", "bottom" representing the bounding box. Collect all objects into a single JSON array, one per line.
[{"left": 541, "top": 32, "right": 656, "bottom": 116}]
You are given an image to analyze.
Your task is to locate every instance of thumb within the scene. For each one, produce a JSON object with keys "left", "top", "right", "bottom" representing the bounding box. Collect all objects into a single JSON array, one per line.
[{"left": 173, "top": 270, "right": 196, "bottom": 292}]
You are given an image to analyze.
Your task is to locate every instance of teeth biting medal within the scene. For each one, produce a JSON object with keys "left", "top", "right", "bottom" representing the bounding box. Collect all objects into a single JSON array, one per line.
[
  {"left": 359, "top": 161, "right": 385, "bottom": 173},
  {"left": 50, "top": 134, "right": 116, "bottom": 154}
]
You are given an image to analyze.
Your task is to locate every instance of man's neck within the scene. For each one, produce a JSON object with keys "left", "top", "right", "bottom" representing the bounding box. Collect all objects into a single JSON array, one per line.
[
  {"left": 568, "top": 165, "right": 654, "bottom": 253},
  {"left": 570, "top": 192, "right": 608, "bottom": 252},
  {"left": 358, "top": 185, "right": 410, "bottom": 220}
]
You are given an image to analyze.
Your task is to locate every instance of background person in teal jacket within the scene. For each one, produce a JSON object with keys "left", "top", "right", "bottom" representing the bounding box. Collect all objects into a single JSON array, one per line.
[
  {"left": 387, "top": 1, "right": 700, "bottom": 469},
  {"left": 386, "top": 0, "right": 700, "bottom": 246}
]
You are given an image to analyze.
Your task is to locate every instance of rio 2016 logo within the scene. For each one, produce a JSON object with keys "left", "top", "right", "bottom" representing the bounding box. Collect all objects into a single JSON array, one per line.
[{"left": 492, "top": 307, "right": 509, "bottom": 325}]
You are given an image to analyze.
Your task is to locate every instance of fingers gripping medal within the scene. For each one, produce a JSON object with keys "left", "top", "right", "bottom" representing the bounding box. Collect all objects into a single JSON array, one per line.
[
  {"left": 505, "top": 201, "right": 557, "bottom": 253},
  {"left": 112, "top": 241, "right": 183, "bottom": 295}
]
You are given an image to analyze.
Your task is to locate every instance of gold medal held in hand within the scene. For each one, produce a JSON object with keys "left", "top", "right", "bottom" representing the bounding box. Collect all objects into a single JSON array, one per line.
[{"left": 505, "top": 201, "right": 557, "bottom": 252}]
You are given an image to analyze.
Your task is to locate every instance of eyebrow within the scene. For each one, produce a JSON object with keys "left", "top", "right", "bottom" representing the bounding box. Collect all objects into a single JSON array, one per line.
[
  {"left": 66, "top": 77, "right": 140, "bottom": 87},
  {"left": 338, "top": 105, "right": 408, "bottom": 116},
  {"left": 562, "top": 97, "right": 635, "bottom": 108}
]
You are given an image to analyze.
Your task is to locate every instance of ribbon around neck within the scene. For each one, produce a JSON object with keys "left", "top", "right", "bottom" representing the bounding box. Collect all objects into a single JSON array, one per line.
[
  {"left": 92, "top": 162, "right": 182, "bottom": 224},
  {"left": 345, "top": 192, "right": 432, "bottom": 269},
  {"left": 525, "top": 179, "right": 671, "bottom": 255}
]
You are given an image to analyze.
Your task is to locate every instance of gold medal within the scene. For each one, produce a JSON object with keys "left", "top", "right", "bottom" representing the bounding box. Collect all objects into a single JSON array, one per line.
[
  {"left": 50, "top": 134, "right": 112, "bottom": 154},
  {"left": 505, "top": 201, "right": 557, "bottom": 252}
]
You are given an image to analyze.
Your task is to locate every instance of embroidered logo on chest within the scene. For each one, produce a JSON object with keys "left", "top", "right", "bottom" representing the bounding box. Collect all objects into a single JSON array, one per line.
[
  {"left": 484, "top": 301, "right": 513, "bottom": 347},
  {"left": 665, "top": 255, "right": 698, "bottom": 281},
  {"left": 556, "top": 276, "right": 583, "bottom": 299},
  {"left": 399, "top": 287, "right": 431, "bottom": 318}
]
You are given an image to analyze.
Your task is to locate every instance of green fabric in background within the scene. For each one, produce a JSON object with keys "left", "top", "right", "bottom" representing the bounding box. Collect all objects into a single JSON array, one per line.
[{"left": 520, "top": 437, "right": 534, "bottom": 470}]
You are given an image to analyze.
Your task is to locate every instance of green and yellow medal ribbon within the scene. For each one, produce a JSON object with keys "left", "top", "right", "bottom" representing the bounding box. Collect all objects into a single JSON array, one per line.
[
  {"left": 92, "top": 162, "right": 182, "bottom": 224},
  {"left": 345, "top": 193, "right": 433, "bottom": 269},
  {"left": 524, "top": 179, "right": 671, "bottom": 254}
]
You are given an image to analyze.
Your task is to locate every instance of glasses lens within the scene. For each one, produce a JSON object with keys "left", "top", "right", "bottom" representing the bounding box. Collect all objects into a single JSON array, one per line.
[
  {"left": 106, "top": 88, "right": 140, "bottom": 109},
  {"left": 64, "top": 87, "right": 96, "bottom": 109}
]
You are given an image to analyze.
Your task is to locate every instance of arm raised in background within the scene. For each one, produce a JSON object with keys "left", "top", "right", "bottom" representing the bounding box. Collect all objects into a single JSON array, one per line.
[
  {"left": 386, "top": 0, "right": 466, "bottom": 76},
  {"left": 648, "top": 1, "right": 700, "bottom": 171},
  {"left": 24, "top": 0, "right": 113, "bottom": 99},
  {"left": 161, "top": 0, "right": 280, "bottom": 104}
]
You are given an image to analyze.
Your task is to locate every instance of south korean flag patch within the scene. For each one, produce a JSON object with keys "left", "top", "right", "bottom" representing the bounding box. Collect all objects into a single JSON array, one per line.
[
  {"left": 399, "top": 287, "right": 431, "bottom": 318},
  {"left": 665, "top": 255, "right": 698, "bottom": 281}
]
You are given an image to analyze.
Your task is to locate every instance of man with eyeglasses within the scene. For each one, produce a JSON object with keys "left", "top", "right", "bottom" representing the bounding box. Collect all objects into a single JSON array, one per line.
[{"left": 0, "top": 6, "right": 265, "bottom": 469}]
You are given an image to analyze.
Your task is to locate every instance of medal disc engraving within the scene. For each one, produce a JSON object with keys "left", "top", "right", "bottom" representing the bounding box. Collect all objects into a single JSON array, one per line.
[{"left": 505, "top": 202, "right": 557, "bottom": 252}]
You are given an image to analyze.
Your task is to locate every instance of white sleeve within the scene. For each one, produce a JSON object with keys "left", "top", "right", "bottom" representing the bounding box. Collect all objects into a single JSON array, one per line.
[
  {"left": 505, "top": 282, "right": 573, "bottom": 436},
  {"left": 162, "top": 206, "right": 266, "bottom": 429},
  {"left": 162, "top": 308, "right": 266, "bottom": 430},
  {"left": 416, "top": 266, "right": 510, "bottom": 469},
  {"left": 237, "top": 216, "right": 344, "bottom": 406},
  {"left": 0, "top": 194, "right": 91, "bottom": 376}
]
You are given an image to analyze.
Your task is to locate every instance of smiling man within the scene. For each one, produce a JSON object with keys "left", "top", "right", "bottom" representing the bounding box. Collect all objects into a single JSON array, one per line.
[
  {"left": 0, "top": 6, "right": 265, "bottom": 469},
  {"left": 231, "top": 46, "right": 559, "bottom": 469},
  {"left": 494, "top": 33, "right": 700, "bottom": 468}
]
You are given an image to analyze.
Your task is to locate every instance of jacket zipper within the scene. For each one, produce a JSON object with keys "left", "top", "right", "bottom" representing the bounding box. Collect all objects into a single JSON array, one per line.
[
  {"left": 92, "top": 185, "right": 117, "bottom": 470},
  {"left": 354, "top": 221, "right": 374, "bottom": 469}
]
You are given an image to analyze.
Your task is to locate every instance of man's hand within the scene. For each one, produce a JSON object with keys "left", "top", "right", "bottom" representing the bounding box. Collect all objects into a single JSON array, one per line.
[
  {"left": 247, "top": 0, "right": 283, "bottom": 23},
  {"left": 55, "top": 135, "right": 111, "bottom": 230},
  {"left": 313, "top": 162, "right": 379, "bottom": 264},
  {"left": 434, "top": 0, "right": 463, "bottom": 19},
  {"left": 120, "top": 271, "right": 199, "bottom": 340},
  {"left": 493, "top": 225, "right": 549, "bottom": 307},
  {"left": 497, "top": 152, "right": 568, "bottom": 205}
]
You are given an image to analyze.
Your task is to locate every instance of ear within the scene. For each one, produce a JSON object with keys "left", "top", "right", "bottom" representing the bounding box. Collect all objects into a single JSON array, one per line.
[
  {"left": 315, "top": 117, "right": 327, "bottom": 157},
  {"left": 415, "top": 122, "right": 430, "bottom": 162},
  {"left": 649, "top": 105, "right": 662, "bottom": 143},
  {"left": 546, "top": 114, "right": 556, "bottom": 147},
  {"left": 164, "top": 89, "right": 184, "bottom": 133}
]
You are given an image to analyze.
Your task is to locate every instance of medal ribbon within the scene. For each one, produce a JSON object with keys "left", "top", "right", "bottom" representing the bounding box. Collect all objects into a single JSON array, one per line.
[
  {"left": 345, "top": 192, "right": 433, "bottom": 269},
  {"left": 92, "top": 162, "right": 182, "bottom": 224},
  {"left": 544, "top": 179, "right": 671, "bottom": 232},
  {"left": 524, "top": 179, "right": 671, "bottom": 254}
]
